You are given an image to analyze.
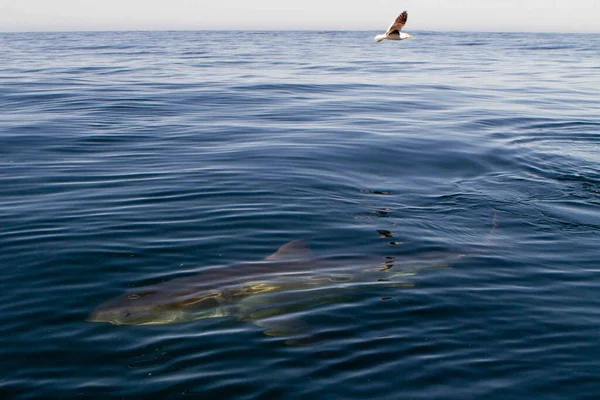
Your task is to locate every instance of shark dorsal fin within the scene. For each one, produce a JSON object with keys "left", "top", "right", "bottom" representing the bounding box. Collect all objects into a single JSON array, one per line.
[{"left": 265, "top": 240, "right": 314, "bottom": 261}]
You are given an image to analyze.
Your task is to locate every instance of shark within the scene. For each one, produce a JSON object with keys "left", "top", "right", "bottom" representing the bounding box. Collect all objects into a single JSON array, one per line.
[{"left": 88, "top": 240, "right": 464, "bottom": 340}]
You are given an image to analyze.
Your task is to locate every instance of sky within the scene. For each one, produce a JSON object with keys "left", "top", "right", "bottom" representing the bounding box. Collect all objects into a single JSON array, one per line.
[{"left": 0, "top": 0, "right": 599, "bottom": 33}]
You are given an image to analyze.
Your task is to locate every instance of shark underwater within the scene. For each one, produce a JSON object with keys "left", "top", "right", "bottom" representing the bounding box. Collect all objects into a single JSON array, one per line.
[{"left": 88, "top": 240, "right": 464, "bottom": 339}]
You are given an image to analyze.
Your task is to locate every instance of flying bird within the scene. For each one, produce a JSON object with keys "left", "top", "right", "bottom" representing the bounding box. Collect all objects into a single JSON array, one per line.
[{"left": 375, "top": 11, "right": 413, "bottom": 42}]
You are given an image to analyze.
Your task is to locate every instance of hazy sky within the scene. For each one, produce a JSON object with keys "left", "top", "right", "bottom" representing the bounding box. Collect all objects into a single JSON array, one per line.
[{"left": 1, "top": 0, "right": 599, "bottom": 33}]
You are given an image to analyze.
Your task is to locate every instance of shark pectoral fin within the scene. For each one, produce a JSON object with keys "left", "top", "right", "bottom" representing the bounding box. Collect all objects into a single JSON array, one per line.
[
  {"left": 264, "top": 239, "right": 314, "bottom": 261},
  {"left": 249, "top": 315, "right": 312, "bottom": 345}
]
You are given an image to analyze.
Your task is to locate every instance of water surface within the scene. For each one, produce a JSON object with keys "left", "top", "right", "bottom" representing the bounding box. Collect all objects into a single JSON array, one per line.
[{"left": 1, "top": 31, "right": 599, "bottom": 399}]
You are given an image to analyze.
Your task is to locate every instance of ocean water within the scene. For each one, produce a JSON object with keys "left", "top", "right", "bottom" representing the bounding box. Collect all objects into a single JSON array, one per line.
[{"left": 1, "top": 30, "right": 599, "bottom": 399}]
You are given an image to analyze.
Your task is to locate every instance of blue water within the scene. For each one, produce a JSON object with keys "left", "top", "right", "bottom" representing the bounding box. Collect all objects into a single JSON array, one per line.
[{"left": 1, "top": 30, "right": 599, "bottom": 399}]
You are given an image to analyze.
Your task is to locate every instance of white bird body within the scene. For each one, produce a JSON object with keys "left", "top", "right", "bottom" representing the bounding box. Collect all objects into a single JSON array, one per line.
[
  {"left": 375, "top": 11, "right": 413, "bottom": 43},
  {"left": 375, "top": 32, "right": 412, "bottom": 42}
]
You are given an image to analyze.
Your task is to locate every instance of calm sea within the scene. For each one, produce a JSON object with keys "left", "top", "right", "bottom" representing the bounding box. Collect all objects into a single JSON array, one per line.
[{"left": 1, "top": 31, "right": 599, "bottom": 399}]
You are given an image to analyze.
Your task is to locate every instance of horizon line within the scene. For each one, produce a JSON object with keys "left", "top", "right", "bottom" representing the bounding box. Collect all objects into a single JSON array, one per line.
[{"left": 1, "top": 28, "right": 599, "bottom": 35}]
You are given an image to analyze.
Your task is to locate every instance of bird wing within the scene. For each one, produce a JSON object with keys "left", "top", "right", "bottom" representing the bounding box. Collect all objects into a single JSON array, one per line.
[{"left": 386, "top": 11, "right": 408, "bottom": 35}]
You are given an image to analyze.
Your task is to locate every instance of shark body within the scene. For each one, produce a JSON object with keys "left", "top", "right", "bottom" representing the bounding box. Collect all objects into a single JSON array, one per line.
[{"left": 88, "top": 240, "right": 463, "bottom": 338}]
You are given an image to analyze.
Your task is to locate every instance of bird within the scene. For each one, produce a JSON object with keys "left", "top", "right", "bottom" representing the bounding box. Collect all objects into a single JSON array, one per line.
[{"left": 374, "top": 11, "right": 413, "bottom": 43}]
